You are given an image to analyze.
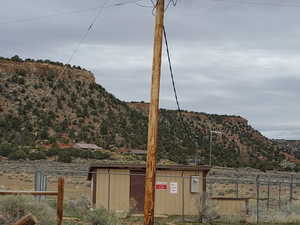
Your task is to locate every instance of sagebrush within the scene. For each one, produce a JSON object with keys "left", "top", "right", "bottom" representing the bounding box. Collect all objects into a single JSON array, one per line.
[{"left": 0, "top": 195, "right": 56, "bottom": 225}]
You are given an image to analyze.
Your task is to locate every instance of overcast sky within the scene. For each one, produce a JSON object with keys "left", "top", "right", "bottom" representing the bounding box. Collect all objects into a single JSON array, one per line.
[{"left": 1, "top": 0, "right": 300, "bottom": 140}]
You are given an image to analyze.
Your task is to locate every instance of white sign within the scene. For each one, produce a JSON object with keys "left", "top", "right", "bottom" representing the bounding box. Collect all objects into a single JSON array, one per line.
[{"left": 170, "top": 182, "right": 177, "bottom": 194}]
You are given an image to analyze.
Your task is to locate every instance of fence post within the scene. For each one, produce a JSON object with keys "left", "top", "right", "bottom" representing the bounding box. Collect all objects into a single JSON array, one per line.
[
  {"left": 181, "top": 175, "right": 185, "bottom": 222},
  {"left": 256, "top": 175, "right": 260, "bottom": 224},
  {"left": 290, "top": 175, "right": 293, "bottom": 204},
  {"left": 278, "top": 182, "right": 281, "bottom": 210},
  {"left": 34, "top": 170, "right": 42, "bottom": 201},
  {"left": 13, "top": 214, "right": 37, "bottom": 225},
  {"left": 267, "top": 176, "right": 270, "bottom": 210},
  {"left": 34, "top": 170, "right": 48, "bottom": 201},
  {"left": 236, "top": 175, "right": 239, "bottom": 198},
  {"left": 108, "top": 169, "right": 111, "bottom": 211},
  {"left": 57, "top": 177, "right": 64, "bottom": 225}
]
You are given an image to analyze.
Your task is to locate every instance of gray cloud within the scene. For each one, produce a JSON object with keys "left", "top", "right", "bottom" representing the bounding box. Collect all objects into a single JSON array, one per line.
[{"left": 1, "top": 0, "right": 300, "bottom": 139}]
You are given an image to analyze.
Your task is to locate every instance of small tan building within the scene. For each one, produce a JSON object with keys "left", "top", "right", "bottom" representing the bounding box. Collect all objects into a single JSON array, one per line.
[{"left": 88, "top": 164, "right": 210, "bottom": 216}]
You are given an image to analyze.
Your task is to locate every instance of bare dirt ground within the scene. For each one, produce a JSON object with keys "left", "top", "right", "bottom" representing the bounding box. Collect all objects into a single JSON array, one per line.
[{"left": 0, "top": 172, "right": 90, "bottom": 200}]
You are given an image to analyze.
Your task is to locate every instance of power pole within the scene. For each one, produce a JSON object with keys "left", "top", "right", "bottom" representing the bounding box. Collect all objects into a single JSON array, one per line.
[{"left": 144, "top": 0, "right": 165, "bottom": 225}]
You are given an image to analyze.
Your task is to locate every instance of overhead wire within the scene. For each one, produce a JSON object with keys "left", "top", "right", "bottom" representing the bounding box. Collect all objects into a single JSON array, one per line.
[
  {"left": 0, "top": 7, "right": 103, "bottom": 25},
  {"left": 44, "top": 0, "right": 111, "bottom": 99},
  {"left": 135, "top": 2, "right": 154, "bottom": 8},
  {"left": 149, "top": 0, "right": 178, "bottom": 11},
  {"left": 148, "top": 0, "right": 197, "bottom": 163},
  {"left": 0, "top": 0, "right": 145, "bottom": 25},
  {"left": 210, "top": 0, "right": 300, "bottom": 8},
  {"left": 163, "top": 25, "right": 197, "bottom": 163},
  {"left": 163, "top": 27, "right": 182, "bottom": 117},
  {"left": 65, "top": 0, "right": 111, "bottom": 66},
  {"left": 44, "top": 0, "right": 143, "bottom": 100},
  {"left": 148, "top": 0, "right": 195, "bottom": 162}
]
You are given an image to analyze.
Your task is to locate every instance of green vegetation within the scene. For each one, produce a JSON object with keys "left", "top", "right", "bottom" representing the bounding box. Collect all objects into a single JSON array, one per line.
[
  {"left": 0, "top": 195, "right": 121, "bottom": 225},
  {"left": 63, "top": 196, "right": 121, "bottom": 225},
  {"left": 0, "top": 55, "right": 84, "bottom": 70},
  {"left": 0, "top": 143, "right": 110, "bottom": 162},
  {"left": 0, "top": 56, "right": 293, "bottom": 170},
  {"left": 0, "top": 196, "right": 56, "bottom": 225}
]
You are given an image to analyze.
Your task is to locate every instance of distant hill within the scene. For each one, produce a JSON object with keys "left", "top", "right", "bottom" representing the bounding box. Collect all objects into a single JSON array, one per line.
[
  {"left": 0, "top": 56, "right": 288, "bottom": 169},
  {"left": 274, "top": 139, "right": 300, "bottom": 160}
]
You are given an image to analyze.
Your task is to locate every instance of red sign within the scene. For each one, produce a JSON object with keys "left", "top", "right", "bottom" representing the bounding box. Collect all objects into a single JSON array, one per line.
[{"left": 155, "top": 182, "right": 167, "bottom": 190}]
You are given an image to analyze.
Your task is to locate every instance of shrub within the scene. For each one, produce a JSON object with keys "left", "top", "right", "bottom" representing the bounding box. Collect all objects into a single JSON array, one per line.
[
  {"left": 10, "top": 55, "right": 23, "bottom": 62},
  {"left": 91, "top": 151, "right": 110, "bottom": 160},
  {"left": 64, "top": 196, "right": 90, "bottom": 218},
  {"left": 46, "top": 147, "right": 59, "bottom": 157},
  {"left": 28, "top": 151, "right": 47, "bottom": 160},
  {"left": 63, "top": 197, "right": 120, "bottom": 225},
  {"left": 0, "top": 196, "right": 56, "bottom": 225},
  {"left": 195, "top": 193, "right": 220, "bottom": 223},
  {"left": 0, "top": 143, "right": 14, "bottom": 157},
  {"left": 57, "top": 150, "right": 72, "bottom": 163},
  {"left": 84, "top": 208, "right": 121, "bottom": 225},
  {"left": 8, "top": 149, "right": 27, "bottom": 160}
]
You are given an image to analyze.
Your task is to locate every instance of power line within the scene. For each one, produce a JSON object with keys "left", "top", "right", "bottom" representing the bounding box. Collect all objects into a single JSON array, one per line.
[
  {"left": 65, "top": 0, "right": 111, "bottom": 66},
  {"left": 163, "top": 25, "right": 196, "bottom": 162},
  {"left": 163, "top": 27, "right": 182, "bottom": 114},
  {"left": 43, "top": 0, "right": 144, "bottom": 100},
  {"left": 0, "top": 0, "right": 144, "bottom": 25},
  {"left": 0, "top": 7, "right": 100, "bottom": 25},
  {"left": 44, "top": 0, "right": 112, "bottom": 100},
  {"left": 149, "top": 0, "right": 178, "bottom": 13},
  {"left": 135, "top": 2, "right": 154, "bottom": 8},
  {"left": 210, "top": 0, "right": 300, "bottom": 8},
  {"left": 2, "top": 0, "right": 300, "bottom": 26}
]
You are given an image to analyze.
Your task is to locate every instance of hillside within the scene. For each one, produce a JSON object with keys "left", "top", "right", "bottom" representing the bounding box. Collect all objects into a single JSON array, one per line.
[{"left": 0, "top": 56, "right": 286, "bottom": 169}]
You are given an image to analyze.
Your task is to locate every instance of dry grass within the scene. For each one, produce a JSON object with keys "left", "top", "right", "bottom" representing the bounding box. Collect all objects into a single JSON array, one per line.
[
  {"left": 0, "top": 172, "right": 90, "bottom": 200},
  {"left": 0, "top": 195, "right": 56, "bottom": 225}
]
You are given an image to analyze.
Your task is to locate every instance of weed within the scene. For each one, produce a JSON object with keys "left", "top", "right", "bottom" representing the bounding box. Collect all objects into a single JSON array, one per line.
[{"left": 0, "top": 195, "right": 56, "bottom": 225}]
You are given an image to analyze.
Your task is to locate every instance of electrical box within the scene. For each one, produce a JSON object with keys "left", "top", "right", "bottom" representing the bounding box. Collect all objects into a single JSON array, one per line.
[{"left": 190, "top": 176, "right": 200, "bottom": 193}]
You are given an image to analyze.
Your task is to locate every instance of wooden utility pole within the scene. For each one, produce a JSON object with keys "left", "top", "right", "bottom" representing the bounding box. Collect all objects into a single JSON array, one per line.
[{"left": 144, "top": 0, "right": 165, "bottom": 225}]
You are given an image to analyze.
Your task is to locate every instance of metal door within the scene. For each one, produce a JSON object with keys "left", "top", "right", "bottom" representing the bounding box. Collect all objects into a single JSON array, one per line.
[{"left": 130, "top": 170, "right": 145, "bottom": 213}]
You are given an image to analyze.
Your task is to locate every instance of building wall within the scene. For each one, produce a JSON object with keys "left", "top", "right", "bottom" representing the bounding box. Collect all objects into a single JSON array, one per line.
[
  {"left": 153, "top": 170, "right": 204, "bottom": 215},
  {"left": 94, "top": 168, "right": 205, "bottom": 216},
  {"left": 154, "top": 170, "right": 182, "bottom": 215},
  {"left": 95, "top": 169, "right": 109, "bottom": 209},
  {"left": 183, "top": 170, "right": 204, "bottom": 216},
  {"left": 109, "top": 169, "right": 130, "bottom": 212},
  {"left": 95, "top": 169, "right": 130, "bottom": 213}
]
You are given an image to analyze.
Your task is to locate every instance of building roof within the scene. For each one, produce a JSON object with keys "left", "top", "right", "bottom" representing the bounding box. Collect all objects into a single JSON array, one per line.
[
  {"left": 74, "top": 143, "right": 102, "bottom": 150},
  {"left": 130, "top": 150, "right": 147, "bottom": 155},
  {"left": 87, "top": 163, "right": 210, "bottom": 180}
]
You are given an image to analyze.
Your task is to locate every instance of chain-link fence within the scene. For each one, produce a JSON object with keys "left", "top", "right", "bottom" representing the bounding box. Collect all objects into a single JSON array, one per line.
[
  {"left": 2, "top": 166, "right": 300, "bottom": 224},
  {"left": 207, "top": 171, "right": 300, "bottom": 223}
]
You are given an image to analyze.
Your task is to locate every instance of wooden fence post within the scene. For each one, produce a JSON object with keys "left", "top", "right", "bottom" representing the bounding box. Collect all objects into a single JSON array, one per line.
[
  {"left": 267, "top": 176, "right": 270, "bottom": 210},
  {"left": 236, "top": 176, "right": 239, "bottom": 198},
  {"left": 290, "top": 175, "right": 293, "bottom": 204},
  {"left": 57, "top": 177, "right": 64, "bottom": 225},
  {"left": 278, "top": 182, "right": 281, "bottom": 210},
  {"left": 13, "top": 214, "right": 37, "bottom": 225},
  {"left": 256, "top": 175, "right": 260, "bottom": 224},
  {"left": 181, "top": 175, "right": 185, "bottom": 222}
]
